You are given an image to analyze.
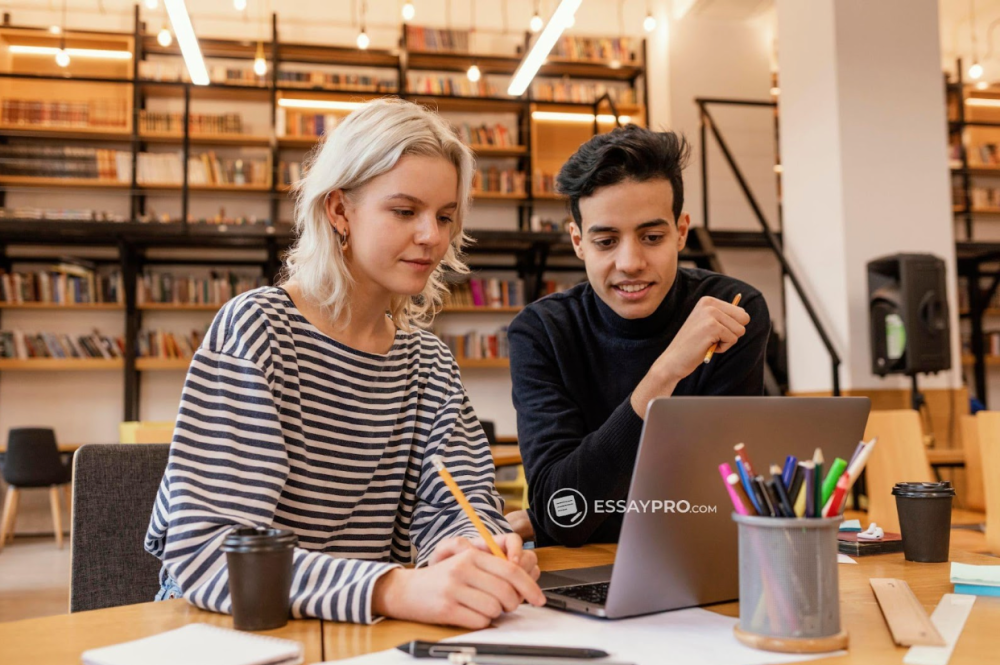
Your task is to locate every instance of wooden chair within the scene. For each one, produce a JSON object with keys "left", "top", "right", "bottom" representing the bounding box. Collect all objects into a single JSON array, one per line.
[
  {"left": 960, "top": 414, "right": 987, "bottom": 512},
  {"left": 863, "top": 410, "right": 935, "bottom": 533},
  {"left": 974, "top": 412, "right": 1000, "bottom": 555},
  {"left": 118, "top": 421, "right": 174, "bottom": 445}
]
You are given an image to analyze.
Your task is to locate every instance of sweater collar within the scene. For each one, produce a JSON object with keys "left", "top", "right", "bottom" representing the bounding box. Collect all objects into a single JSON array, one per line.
[{"left": 589, "top": 269, "right": 684, "bottom": 340}]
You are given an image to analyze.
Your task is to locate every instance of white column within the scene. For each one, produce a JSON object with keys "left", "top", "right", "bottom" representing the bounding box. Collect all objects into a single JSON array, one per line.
[{"left": 777, "top": 0, "right": 961, "bottom": 393}]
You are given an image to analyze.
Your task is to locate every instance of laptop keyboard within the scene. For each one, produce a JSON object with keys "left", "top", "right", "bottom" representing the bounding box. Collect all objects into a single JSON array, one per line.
[{"left": 547, "top": 582, "right": 610, "bottom": 605}]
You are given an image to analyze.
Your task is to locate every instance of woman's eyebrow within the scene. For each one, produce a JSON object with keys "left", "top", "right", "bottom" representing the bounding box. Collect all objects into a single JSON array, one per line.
[{"left": 384, "top": 193, "right": 458, "bottom": 209}]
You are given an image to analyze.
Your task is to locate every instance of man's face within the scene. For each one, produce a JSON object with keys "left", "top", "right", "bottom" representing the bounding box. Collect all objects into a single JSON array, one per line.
[{"left": 569, "top": 178, "right": 690, "bottom": 320}]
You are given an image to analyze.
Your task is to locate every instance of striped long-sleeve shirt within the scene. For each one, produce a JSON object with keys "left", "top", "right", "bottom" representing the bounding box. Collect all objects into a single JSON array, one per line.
[{"left": 145, "top": 286, "right": 509, "bottom": 624}]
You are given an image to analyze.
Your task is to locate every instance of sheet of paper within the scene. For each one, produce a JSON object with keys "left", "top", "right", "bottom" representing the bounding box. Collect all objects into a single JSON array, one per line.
[
  {"left": 950, "top": 561, "right": 1000, "bottom": 586},
  {"left": 838, "top": 553, "right": 857, "bottom": 564},
  {"left": 325, "top": 605, "right": 846, "bottom": 665},
  {"left": 903, "top": 594, "right": 976, "bottom": 665}
]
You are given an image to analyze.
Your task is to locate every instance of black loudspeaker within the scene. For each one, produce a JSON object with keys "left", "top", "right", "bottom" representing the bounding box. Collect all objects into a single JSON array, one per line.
[{"left": 868, "top": 254, "right": 951, "bottom": 376}]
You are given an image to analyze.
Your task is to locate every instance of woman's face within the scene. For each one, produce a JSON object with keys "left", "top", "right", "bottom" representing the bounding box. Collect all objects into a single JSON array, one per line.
[{"left": 329, "top": 154, "right": 459, "bottom": 300}]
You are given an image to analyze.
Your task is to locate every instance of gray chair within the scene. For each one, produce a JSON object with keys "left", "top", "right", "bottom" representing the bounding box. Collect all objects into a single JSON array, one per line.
[{"left": 70, "top": 444, "right": 169, "bottom": 613}]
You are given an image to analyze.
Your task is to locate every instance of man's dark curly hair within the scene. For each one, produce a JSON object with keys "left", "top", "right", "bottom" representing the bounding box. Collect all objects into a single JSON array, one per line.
[{"left": 556, "top": 124, "right": 691, "bottom": 227}]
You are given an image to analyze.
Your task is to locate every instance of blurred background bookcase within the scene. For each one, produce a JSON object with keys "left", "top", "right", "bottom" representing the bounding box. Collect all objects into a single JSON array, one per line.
[{"left": 0, "top": 7, "right": 650, "bottom": 438}]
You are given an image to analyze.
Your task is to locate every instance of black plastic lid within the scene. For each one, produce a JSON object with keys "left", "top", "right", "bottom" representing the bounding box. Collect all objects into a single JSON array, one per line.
[
  {"left": 221, "top": 527, "right": 297, "bottom": 553},
  {"left": 891, "top": 481, "right": 956, "bottom": 499}
]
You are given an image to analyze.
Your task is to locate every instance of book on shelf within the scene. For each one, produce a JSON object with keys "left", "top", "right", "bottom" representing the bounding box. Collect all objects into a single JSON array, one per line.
[
  {"left": 138, "top": 60, "right": 268, "bottom": 87},
  {"left": 138, "top": 272, "right": 268, "bottom": 306},
  {"left": 549, "top": 35, "right": 636, "bottom": 63},
  {"left": 137, "top": 328, "right": 205, "bottom": 360},
  {"left": 969, "top": 186, "right": 1000, "bottom": 208},
  {"left": 277, "top": 70, "right": 396, "bottom": 92},
  {"left": 533, "top": 173, "right": 558, "bottom": 195},
  {"left": 0, "top": 206, "right": 128, "bottom": 222},
  {"left": 971, "top": 144, "right": 1000, "bottom": 167},
  {"left": 444, "top": 278, "right": 526, "bottom": 308},
  {"left": 1, "top": 98, "right": 129, "bottom": 130},
  {"left": 408, "top": 74, "right": 500, "bottom": 98},
  {"left": 454, "top": 122, "right": 515, "bottom": 147},
  {"left": 135, "top": 152, "right": 271, "bottom": 187},
  {"left": 275, "top": 108, "right": 344, "bottom": 138},
  {"left": 0, "top": 264, "right": 122, "bottom": 305},
  {"left": 532, "top": 80, "right": 637, "bottom": 105},
  {"left": 139, "top": 111, "right": 245, "bottom": 136},
  {"left": 472, "top": 167, "right": 526, "bottom": 195},
  {"left": 405, "top": 25, "right": 471, "bottom": 53},
  {"left": 0, "top": 329, "right": 124, "bottom": 359},
  {"left": 437, "top": 327, "right": 509, "bottom": 361},
  {"left": 0, "top": 145, "right": 131, "bottom": 182},
  {"left": 279, "top": 161, "right": 302, "bottom": 188}
]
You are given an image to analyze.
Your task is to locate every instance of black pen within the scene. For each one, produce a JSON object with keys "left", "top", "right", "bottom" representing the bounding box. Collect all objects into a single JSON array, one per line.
[
  {"left": 753, "top": 475, "right": 775, "bottom": 517},
  {"left": 396, "top": 641, "right": 610, "bottom": 659}
]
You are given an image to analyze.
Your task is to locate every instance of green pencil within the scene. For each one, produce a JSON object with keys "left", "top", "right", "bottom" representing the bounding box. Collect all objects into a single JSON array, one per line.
[{"left": 821, "top": 457, "right": 848, "bottom": 508}]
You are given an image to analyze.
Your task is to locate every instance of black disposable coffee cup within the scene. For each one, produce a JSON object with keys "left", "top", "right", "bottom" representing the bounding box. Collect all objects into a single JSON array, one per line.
[
  {"left": 221, "top": 527, "right": 297, "bottom": 631},
  {"left": 892, "top": 482, "right": 955, "bottom": 563}
]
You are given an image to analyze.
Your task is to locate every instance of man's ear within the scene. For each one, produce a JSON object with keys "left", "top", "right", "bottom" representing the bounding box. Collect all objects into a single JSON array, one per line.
[
  {"left": 675, "top": 212, "right": 691, "bottom": 252},
  {"left": 325, "top": 190, "right": 350, "bottom": 236},
  {"left": 569, "top": 221, "right": 586, "bottom": 261}
]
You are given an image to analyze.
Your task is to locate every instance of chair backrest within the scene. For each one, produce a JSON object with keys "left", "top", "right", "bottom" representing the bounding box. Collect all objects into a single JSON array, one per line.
[
  {"left": 960, "top": 414, "right": 987, "bottom": 512},
  {"left": 70, "top": 443, "right": 169, "bottom": 613},
  {"left": 119, "top": 421, "right": 174, "bottom": 444},
  {"left": 480, "top": 420, "right": 498, "bottom": 447},
  {"left": 3, "top": 427, "right": 65, "bottom": 487},
  {"left": 863, "top": 410, "right": 935, "bottom": 533},
  {"left": 974, "top": 412, "right": 1000, "bottom": 555}
]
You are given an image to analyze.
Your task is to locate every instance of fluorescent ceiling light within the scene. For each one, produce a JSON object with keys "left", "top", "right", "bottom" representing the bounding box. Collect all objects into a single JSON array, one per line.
[
  {"left": 508, "top": 0, "right": 582, "bottom": 97},
  {"left": 278, "top": 98, "right": 365, "bottom": 111},
  {"left": 164, "top": 0, "right": 209, "bottom": 86},
  {"left": 9, "top": 45, "right": 131, "bottom": 59},
  {"left": 966, "top": 97, "right": 1000, "bottom": 107},
  {"left": 532, "top": 111, "right": 631, "bottom": 124}
]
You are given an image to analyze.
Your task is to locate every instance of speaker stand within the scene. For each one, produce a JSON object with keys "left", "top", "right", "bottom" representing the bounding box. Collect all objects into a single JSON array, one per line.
[{"left": 909, "top": 373, "right": 936, "bottom": 447}]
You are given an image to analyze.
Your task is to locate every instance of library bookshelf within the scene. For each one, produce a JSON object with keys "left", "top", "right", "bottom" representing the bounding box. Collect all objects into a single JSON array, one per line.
[{"left": 0, "top": 9, "right": 646, "bottom": 424}]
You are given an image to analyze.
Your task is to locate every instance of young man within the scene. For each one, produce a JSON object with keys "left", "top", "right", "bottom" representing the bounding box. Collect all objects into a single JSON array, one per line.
[{"left": 507, "top": 125, "right": 770, "bottom": 547}]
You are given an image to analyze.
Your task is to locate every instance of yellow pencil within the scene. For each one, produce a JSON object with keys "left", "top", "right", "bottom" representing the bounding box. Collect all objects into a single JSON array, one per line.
[
  {"left": 703, "top": 293, "right": 742, "bottom": 364},
  {"left": 431, "top": 455, "right": 506, "bottom": 558}
]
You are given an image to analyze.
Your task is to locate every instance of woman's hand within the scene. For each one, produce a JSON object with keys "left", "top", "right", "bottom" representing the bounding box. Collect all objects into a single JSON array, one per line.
[
  {"left": 372, "top": 546, "right": 546, "bottom": 628},
  {"left": 427, "top": 533, "right": 540, "bottom": 580}
]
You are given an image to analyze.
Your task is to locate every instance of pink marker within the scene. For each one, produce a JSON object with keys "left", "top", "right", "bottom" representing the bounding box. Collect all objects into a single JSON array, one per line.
[{"left": 719, "top": 462, "right": 749, "bottom": 515}]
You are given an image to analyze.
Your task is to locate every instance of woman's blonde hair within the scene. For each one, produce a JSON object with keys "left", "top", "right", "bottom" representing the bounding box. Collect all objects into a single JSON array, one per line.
[{"left": 281, "top": 97, "right": 474, "bottom": 331}]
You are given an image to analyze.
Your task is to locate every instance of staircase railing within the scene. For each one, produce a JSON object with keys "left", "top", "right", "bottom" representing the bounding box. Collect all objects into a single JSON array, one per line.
[{"left": 697, "top": 98, "right": 842, "bottom": 396}]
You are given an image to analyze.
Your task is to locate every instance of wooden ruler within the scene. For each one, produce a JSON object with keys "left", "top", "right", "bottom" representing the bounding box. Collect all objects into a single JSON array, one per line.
[{"left": 870, "top": 578, "right": 946, "bottom": 647}]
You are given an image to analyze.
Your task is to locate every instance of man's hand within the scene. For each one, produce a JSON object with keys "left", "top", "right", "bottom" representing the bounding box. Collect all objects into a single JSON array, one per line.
[
  {"left": 631, "top": 296, "right": 750, "bottom": 417},
  {"left": 372, "top": 545, "right": 546, "bottom": 628}
]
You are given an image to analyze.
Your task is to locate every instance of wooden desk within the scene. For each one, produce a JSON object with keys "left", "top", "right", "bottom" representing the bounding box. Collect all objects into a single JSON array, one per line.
[
  {"left": 0, "top": 599, "right": 323, "bottom": 665},
  {"left": 927, "top": 448, "right": 966, "bottom": 466},
  {"left": 0, "top": 442, "right": 87, "bottom": 453},
  {"left": 491, "top": 444, "right": 522, "bottom": 468},
  {"left": 2, "top": 534, "right": 995, "bottom": 664},
  {"left": 322, "top": 539, "right": 999, "bottom": 664}
]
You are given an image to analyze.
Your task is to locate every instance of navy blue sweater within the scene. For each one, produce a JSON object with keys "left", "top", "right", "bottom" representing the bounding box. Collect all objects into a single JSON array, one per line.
[{"left": 508, "top": 267, "right": 770, "bottom": 547}]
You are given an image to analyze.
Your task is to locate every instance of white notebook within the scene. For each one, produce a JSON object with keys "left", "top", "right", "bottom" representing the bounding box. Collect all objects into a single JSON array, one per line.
[{"left": 80, "top": 623, "right": 304, "bottom": 665}]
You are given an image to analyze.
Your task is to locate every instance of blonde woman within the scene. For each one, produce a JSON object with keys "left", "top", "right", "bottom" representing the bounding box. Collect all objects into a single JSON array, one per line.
[{"left": 145, "top": 98, "right": 544, "bottom": 628}]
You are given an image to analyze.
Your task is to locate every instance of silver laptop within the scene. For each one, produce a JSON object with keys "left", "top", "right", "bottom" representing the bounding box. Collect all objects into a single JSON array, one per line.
[{"left": 537, "top": 396, "right": 871, "bottom": 619}]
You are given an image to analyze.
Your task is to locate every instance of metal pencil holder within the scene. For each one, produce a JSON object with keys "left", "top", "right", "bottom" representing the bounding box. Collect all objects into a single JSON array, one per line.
[{"left": 732, "top": 514, "right": 848, "bottom": 653}]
